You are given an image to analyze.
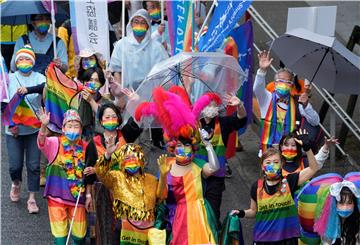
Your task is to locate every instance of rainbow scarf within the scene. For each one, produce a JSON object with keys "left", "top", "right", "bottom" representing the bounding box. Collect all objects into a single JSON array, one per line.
[
  {"left": 254, "top": 179, "right": 299, "bottom": 241},
  {"left": 195, "top": 118, "right": 226, "bottom": 177},
  {"left": 2, "top": 93, "right": 41, "bottom": 128},
  {"left": 45, "top": 63, "right": 82, "bottom": 131},
  {"left": 260, "top": 94, "right": 296, "bottom": 152}
]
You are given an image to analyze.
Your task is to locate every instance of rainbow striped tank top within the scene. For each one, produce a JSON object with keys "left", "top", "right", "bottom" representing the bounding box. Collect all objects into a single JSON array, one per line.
[{"left": 254, "top": 179, "right": 300, "bottom": 242}]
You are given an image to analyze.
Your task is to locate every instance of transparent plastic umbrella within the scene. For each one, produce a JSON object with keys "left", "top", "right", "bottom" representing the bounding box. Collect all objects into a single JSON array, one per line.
[{"left": 125, "top": 52, "right": 246, "bottom": 127}]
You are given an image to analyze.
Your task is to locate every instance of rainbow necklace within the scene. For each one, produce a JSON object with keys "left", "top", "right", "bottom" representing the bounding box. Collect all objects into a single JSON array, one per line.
[{"left": 60, "top": 136, "right": 85, "bottom": 199}]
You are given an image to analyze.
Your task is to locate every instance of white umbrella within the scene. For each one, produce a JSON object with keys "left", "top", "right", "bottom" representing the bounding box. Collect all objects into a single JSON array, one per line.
[
  {"left": 270, "top": 28, "right": 360, "bottom": 94},
  {"left": 125, "top": 52, "right": 246, "bottom": 127}
]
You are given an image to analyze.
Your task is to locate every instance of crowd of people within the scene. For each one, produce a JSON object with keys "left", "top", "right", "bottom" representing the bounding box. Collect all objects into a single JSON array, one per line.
[{"left": 1, "top": 1, "right": 359, "bottom": 245}]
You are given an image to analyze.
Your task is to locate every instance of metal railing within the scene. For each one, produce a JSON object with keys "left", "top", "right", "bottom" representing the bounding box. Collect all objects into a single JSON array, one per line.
[{"left": 247, "top": 5, "right": 360, "bottom": 168}]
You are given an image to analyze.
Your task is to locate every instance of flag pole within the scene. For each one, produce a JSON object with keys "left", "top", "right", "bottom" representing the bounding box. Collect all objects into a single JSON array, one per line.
[
  {"left": 161, "top": 0, "right": 164, "bottom": 42},
  {"left": 50, "top": 0, "right": 57, "bottom": 59},
  {"left": 121, "top": 0, "right": 125, "bottom": 89},
  {"left": 195, "top": 0, "right": 217, "bottom": 44}
]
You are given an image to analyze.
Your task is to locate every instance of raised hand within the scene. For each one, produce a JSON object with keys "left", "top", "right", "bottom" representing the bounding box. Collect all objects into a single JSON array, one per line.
[
  {"left": 81, "top": 89, "right": 94, "bottom": 102},
  {"left": 104, "top": 135, "right": 119, "bottom": 159},
  {"left": 298, "top": 93, "right": 309, "bottom": 107},
  {"left": 38, "top": 107, "right": 50, "bottom": 126},
  {"left": 223, "top": 93, "right": 243, "bottom": 107},
  {"left": 294, "top": 128, "right": 311, "bottom": 152},
  {"left": 258, "top": 50, "right": 273, "bottom": 71},
  {"left": 323, "top": 136, "right": 339, "bottom": 151},
  {"left": 157, "top": 154, "right": 171, "bottom": 176},
  {"left": 199, "top": 128, "right": 211, "bottom": 147},
  {"left": 121, "top": 87, "right": 139, "bottom": 101}
]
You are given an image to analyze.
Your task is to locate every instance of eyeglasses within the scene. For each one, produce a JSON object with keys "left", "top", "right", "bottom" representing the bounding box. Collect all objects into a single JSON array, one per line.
[
  {"left": 132, "top": 19, "right": 147, "bottom": 25},
  {"left": 276, "top": 79, "right": 293, "bottom": 85}
]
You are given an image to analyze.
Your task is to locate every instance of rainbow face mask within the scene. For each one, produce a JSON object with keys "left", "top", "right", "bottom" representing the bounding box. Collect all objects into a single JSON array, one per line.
[
  {"left": 84, "top": 81, "right": 101, "bottom": 94},
  {"left": 82, "top": 58, "right": 97, "bottom": 70},
  {"left": 282, "top": 149, "right": 298, "bottom": 161},
  {"left": 132, "top": 24, "right": 147, "bottom": 37},
  {"left": 175, "top": 146, "right": 193, "bottom": 166},
  {"left": 149, "top": 8, "right": 161, "bottom": 21},
  {"left": 122, "top": 156, "right": 144, "bottom": 175},
  {"left": 16, "top": 60, "right": 34, "bottom": 73},
  {"left": 35, "top": 22, "right": 50, "bottom": 34},
  {"left": 275, "top": 81, "right": 292, "bottom": 97},
  {"left": 263, "top": 162, "right": 282, "bottom": 180},
  {"left": 101, "top": 118, "right": 119, "bottom": 131}
]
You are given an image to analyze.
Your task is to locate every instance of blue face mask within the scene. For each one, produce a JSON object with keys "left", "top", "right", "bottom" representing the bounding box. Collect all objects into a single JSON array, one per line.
[
  {"left": 64, "top": 132, "right": 80, "bottom": 142},
  {"left": 337, "top": 208, "right": 354, "bottom": 218}
]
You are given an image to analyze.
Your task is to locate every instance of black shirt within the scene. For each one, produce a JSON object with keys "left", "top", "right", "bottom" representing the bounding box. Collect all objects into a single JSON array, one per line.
[
  {"left": 200, "top": 113, "right": 247, "bottom": 148},
  {"left": 250, "top": 173, "right": 300, "bottom": 202}
]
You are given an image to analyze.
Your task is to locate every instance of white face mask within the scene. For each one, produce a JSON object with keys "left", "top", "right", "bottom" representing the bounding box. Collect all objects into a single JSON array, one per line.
[{"left": 202, "top": 105, "right": 219, "bottom": 118}]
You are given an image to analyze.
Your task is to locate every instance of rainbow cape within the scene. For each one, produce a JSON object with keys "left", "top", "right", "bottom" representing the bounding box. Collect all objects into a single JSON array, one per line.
[
  {"left": 2, "top": 93, "right": 41, "bottom": 128},
  {"left": 45, "top": 63, "right": 82, "bottom": 130}
]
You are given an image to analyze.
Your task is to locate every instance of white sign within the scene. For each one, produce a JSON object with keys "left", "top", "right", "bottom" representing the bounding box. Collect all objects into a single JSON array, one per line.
[
  {"left": 70, "top": 0, "right": 110, "bottom": 62},
  {"left": 287, "top": 6, "right": 337, "bottom": 37}
]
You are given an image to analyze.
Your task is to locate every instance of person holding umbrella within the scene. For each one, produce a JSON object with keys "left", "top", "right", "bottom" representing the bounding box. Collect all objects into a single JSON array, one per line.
[
  {"left": 10, "top": 14, "right": 68, "bottom": 75},
  {"left": 254, "top": 50, "right": 320, "bottom": 155},
  {"left": 37, "top": 108, "right": 89, "bottom": 245}
]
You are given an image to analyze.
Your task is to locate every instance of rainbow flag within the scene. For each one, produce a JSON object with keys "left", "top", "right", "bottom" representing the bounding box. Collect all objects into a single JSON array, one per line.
[
  {"left": 0, "top": 56, "right": 9, "bottom": 102},
  {"left": 2, "top": 93, "right": 41, "bottom": 128},
  {"left": 166, "top": 0, "right": 194, "bottom": 55},
  {"left": 45, "top": 63, "right": 82, "bottom": 130}
]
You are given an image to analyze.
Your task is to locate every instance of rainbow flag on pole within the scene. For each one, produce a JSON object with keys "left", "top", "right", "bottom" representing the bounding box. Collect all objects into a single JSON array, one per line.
[
  {"left": 2, "top": 93, "right": 41, "bottom": 128},
  {"left": 0, "top": 56, "right": 9, "bottom": 103},
  {"left": 166, "top": 0, "right": 194, "bottom": 55},
  {"left": 45, "top": 63, "right": 82, "bottom": 131}
]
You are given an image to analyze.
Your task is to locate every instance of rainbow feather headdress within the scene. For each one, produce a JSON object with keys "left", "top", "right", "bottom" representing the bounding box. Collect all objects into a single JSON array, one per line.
[{"left": 135, "top": 86, "right": 221, "bottom": 141}]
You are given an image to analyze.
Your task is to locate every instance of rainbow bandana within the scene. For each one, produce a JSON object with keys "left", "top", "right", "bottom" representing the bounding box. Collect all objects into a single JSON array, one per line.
[
  {"left": 133, "top": 24, "right": 147, "bottom": 37},
  {"left": 149, "top": 8, "right": 161, "bottom": 21},
  {"left": 282, "top": 149, "right": 298, "bottom": 160},
  {"left": 260, "top": 94, "right": 296, "bottom": 152}
]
